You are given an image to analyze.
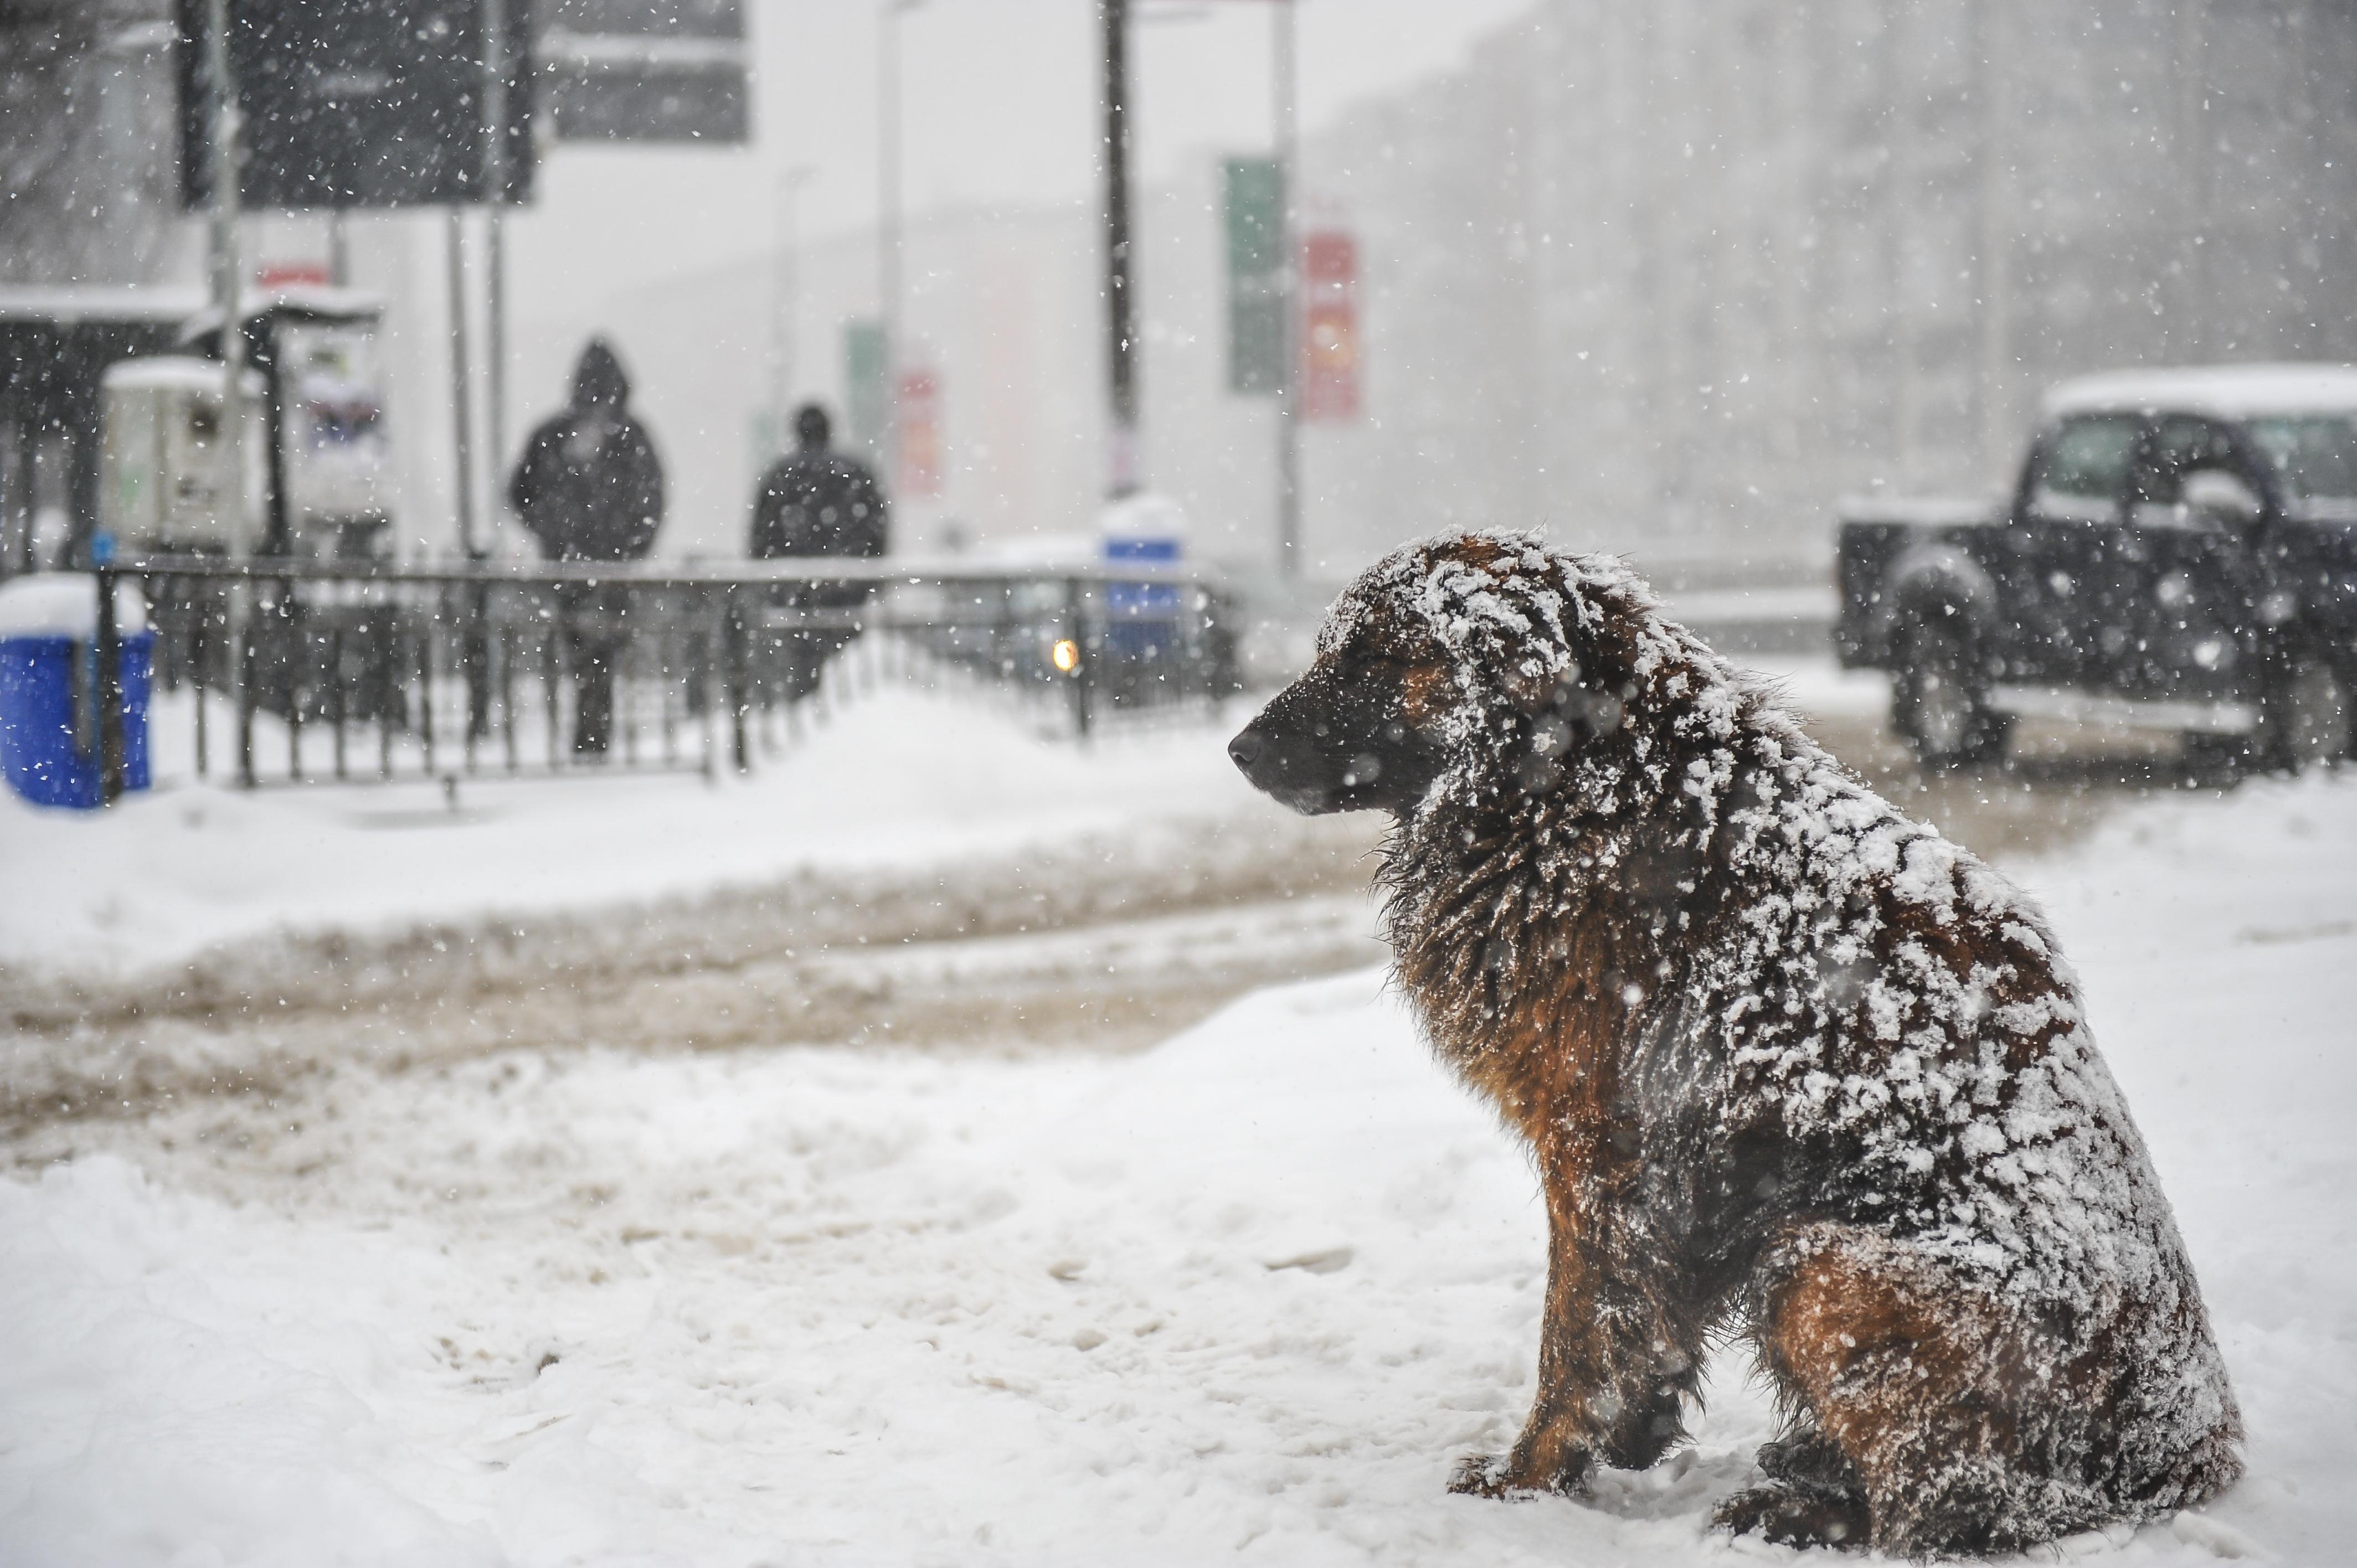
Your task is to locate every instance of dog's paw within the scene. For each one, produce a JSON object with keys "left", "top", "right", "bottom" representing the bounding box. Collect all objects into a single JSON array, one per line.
[
  {"left": 1755, "top": 1428, "right": 1864, "bottom": 1499},
  {"left": 1713, "top": 1482, "right": 1870, "bottom": 1550},
  {"left": 1447, "top": 1452, "right": 1522, "bottom": 1499},
  {"left": 1447, "top": 1449, "right": 1587, "bottom": 1500}
]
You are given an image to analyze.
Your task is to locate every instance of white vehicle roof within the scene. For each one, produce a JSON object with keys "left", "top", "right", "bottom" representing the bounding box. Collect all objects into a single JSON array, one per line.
[{"left": 2042, "top": 363, "right": 2357, "bottom": 422}]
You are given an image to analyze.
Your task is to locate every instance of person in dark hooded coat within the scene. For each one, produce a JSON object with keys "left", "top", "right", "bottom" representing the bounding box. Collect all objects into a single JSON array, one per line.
[
  {"left": 508, "top": 339, "right": 665, "bottom": 755},
  {"left": 748, "top": 403, "right": 889, "bottom": 703}
]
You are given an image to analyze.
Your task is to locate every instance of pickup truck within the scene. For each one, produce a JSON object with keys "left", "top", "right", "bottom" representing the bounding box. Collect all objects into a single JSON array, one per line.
[{"left": 1834, "top": 364, "right": 2357, "bottom": 770}]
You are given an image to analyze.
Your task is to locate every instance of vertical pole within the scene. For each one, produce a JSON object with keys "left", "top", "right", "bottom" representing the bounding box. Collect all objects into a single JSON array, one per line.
[
  {"left": 193, "top": 575, "right": 210, "bottom": 778},
  {"left": 481, "top": 0, "right": 511, "bottom": 491},
  {"left": 879, "top": 4, "right": 903, "bottom": 487},
  {"left": 95, "top": 566, "right": 124, "bottom": 806},
  {"left": 205, "top": 0, "right": 255, "bottom": 788},
  {"left": 237, "top": 585, "right": 257, "bottom": 788},
  {"left": 447, "top": 211, "right": 478, "bottom": 559},
  {"left": 9, "top": 422, "right": 27, "bottom": 572},
  {"left": 1273, "top": 0, "right": 1300, "bottom": 575},
  {"left": 1064, "top": 577, "right": 1094, "bottom": 740},
  {"left": 1102, "top": 0, "right": 1138, "bottom": 495},
  {"left": 487, "top": 215, "right": 508, "bottom": 484},
  {"left": 285, "top": 580, "right": 302, "bottom": 782},
  {"left": 467, "top": 6, "right": 504, "bottom": 740},
  {"left": 727, "top": 589, "right": 750, "bottom": 773},
  {"left": 1, "top": 421, "right": 14, "bottom": 578},
  {"left": 204, "top": 0, "right": 247, "bottom": 557},
  {"left": 327, "top": 209, "right": 350, "bottom": 286}
]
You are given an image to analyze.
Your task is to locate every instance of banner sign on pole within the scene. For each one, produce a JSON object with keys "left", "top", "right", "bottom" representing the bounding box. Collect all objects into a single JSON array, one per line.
[
  {"left": 896, "top": 368, "right": 942, "bottom": 499},
  {"left": 843, "top": 319, "right": 888, "bottom": 466},
  {"left": 1223, "top": 157, "right": 1285, "bottom": 396},
  {"left": 1300, "top": 228, "right": 1360, "bottom": 422},
  {"left": 176, "top": 0, "right": 534, "bottom": 210}
]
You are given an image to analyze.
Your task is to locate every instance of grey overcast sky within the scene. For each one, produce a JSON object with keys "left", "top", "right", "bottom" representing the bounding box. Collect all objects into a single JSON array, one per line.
[{"left": 505, "top": 0, "right": 1536, "bottom": 316}]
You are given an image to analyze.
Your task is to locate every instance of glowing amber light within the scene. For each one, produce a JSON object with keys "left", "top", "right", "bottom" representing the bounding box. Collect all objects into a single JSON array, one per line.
[{"left": 1051, "top": 638, "right": 1080, "bottom": 673}]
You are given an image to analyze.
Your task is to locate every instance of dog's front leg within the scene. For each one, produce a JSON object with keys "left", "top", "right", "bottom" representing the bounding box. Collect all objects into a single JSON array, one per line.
[{"left": 1451, "top": 1187, "right": 1692, "bottom": 1498}]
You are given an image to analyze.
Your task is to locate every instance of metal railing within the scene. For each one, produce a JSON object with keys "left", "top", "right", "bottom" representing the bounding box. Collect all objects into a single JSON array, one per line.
[{"left": 80, "top": 555, "right": 1241, "bottom": 803}]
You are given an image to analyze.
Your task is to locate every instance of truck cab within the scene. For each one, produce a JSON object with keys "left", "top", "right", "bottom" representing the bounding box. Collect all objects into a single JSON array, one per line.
[{"left": 1835, "top": 364, "right": 2357, "bottom": 770}]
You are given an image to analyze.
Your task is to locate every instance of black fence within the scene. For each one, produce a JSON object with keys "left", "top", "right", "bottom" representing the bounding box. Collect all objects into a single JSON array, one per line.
[{"left": 81, "top": 555, "right": 1241, "bottom": 803}]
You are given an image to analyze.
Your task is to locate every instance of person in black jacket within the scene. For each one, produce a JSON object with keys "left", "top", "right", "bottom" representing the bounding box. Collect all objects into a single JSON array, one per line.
[
  {"left": 508, "top": 339, "right": 664, "bottom": 755},
  {"left": 749, "top": 403, "right": 889, "bottom": 704}
]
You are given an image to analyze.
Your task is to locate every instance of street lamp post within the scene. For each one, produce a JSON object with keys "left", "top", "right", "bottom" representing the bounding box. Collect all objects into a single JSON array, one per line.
[{"left": 1102, "top": 0, "right": 1139, "bottom": 497}]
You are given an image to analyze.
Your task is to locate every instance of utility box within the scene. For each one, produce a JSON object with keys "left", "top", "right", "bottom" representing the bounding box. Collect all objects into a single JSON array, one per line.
[{"left": 100, "top": 357, "right": 265, "bottom": 556}]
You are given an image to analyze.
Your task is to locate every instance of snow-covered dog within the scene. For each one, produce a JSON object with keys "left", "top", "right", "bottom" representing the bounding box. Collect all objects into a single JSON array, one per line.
[{"left": 1227, "top": 530, "right": 2240, "bottom": 1555}]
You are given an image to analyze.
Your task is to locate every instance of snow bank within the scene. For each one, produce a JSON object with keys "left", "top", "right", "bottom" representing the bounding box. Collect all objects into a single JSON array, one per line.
[
  {"left": 0, "top": 687, "right": 1272, "bottom": 981},
  {"left": 3, "top": 767, "right": 2353, "bottom": 1562}
]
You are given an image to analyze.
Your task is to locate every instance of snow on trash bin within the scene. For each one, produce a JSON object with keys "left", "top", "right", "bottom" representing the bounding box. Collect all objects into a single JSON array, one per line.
[{"left": 0, "top": 574, "right": 155, "bottom": 809}]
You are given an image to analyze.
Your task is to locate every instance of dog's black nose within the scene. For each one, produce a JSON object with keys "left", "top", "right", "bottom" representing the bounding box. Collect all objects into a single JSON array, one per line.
[{"left": 1228, "top": 728, "right": 1266, "bottom": 772}]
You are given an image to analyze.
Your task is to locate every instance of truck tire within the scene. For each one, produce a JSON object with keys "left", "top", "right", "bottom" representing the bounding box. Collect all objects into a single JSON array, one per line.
[
  {"left": 1892, "top": 618, "right": 2010, "bottom": 771},
  {"left": 2255, "top": 651, "right": 2353, "bottom": 773}
]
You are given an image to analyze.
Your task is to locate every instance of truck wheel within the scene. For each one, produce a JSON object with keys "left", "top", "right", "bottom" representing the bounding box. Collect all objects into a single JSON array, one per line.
[
  {"left": 1893, "top": 620, "right": 2009, "bottom": 771},
  {"left": 2257, "top": 654, "right": 2353, "bottom": 773}
]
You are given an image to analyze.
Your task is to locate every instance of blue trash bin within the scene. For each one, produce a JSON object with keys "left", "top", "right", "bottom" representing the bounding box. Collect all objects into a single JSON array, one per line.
[
  {"left": 1100, "top": 493, "right": 1188, "bottom": 667},
  {"left": 0, "top": 575, "right": 154, "bottom": 809}
]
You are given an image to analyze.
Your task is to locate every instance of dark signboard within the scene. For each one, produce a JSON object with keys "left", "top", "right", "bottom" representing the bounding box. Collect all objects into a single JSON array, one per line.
[
  {"left": 178, "top": 0, "right": 534, "bottom": 210},
  {"left": 538, "top": 0, "right": 748, "bottom": 144}
]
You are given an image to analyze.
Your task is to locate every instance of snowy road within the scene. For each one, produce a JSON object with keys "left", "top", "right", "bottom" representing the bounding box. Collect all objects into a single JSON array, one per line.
[
  {"left": 5, "top": 675, "right": 2354, "bottom": 1564},
  {"left": 2, "top": 666, "right": 2252, "bottom": 1137}
]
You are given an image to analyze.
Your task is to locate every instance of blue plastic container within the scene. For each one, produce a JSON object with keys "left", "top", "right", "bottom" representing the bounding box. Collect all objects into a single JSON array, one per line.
[{"left": 0, "top": 576, "right": 155, "bottom": 809}]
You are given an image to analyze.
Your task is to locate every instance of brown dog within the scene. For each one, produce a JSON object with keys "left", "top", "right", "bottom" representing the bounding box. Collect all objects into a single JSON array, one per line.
[{"left": 1228, "top": 530, "right": 2240, "bottom": 1555}]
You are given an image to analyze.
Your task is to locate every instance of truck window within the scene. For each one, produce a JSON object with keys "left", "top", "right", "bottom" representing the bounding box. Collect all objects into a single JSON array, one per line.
[
  {"left": 2129, "top": 416, "right": 2247, "bottom": 505},
  {"left": 2029, "top": 415, "right": 2139, "bottom": 517},
  {"left": 2245, "top": 416, "right": 2357, "bottom": 502}
]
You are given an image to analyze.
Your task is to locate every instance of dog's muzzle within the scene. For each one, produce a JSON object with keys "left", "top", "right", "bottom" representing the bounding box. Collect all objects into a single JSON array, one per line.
[{"left": 1228, "top": 721, "right": 1346, "bottom": 814}]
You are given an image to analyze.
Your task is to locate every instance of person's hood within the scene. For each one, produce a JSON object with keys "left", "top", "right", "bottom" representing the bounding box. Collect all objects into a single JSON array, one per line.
[{"left": 571, "top": 339, "right": 630, "bottom": 410}]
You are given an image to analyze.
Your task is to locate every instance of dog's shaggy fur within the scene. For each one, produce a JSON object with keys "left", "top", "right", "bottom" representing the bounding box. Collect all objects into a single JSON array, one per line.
[{"left": 1228, "top": 531, "right": 2241, "bottom": 1556}]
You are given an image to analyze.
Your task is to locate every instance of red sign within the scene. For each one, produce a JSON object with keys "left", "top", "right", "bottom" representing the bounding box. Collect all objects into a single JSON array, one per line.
[
  {"left": 255, "top": 261, "right": 332, "bottom": 291},
  {"left": 896, "top": 368, "right": 942, "bottom": 499},
  {"left": 1299, "top": 229, "right": 1359, "bottom": 422}
]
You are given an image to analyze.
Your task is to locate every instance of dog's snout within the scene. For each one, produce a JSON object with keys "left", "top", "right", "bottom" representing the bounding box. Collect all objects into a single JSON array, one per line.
[{"left": 1228, "top": 726, "right": 1267, "bottom": 772}]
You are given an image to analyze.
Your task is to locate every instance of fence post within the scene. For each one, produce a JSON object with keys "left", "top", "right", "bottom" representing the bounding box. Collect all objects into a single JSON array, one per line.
[
  {"left": 94, "top": 564, "right": 125, "bottom": 806},
  {"left": 725, "top": 587, "right": 750, "bottom": 774},
  {"left": 1064, "top": 576, "right": 1093, "bottom": 741},
  {"left": 236, "top": 576, "right": 258, "bottom": 788},
  {"left": 464, "top": 578, "right": 491, "bottom": 743}
]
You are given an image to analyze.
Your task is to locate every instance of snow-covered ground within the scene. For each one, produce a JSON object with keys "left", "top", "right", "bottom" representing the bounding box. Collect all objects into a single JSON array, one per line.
[{"left": 3, "top": 680, "right": 2351, "bottom": 1563}]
